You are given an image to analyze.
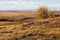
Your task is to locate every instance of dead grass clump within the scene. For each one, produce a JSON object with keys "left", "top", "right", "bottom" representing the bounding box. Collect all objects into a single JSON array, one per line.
[
  {"left": 37, "top": 7, "right": 49, "bottom": 19},
  {"left": 37, "top": 6, "right": 60, "bottom": 19}
]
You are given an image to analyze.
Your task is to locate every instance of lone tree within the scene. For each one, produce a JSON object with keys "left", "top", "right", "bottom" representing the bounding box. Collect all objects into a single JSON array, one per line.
[{"left": 37, "top": 6, "right": 49, "bottom": 19}]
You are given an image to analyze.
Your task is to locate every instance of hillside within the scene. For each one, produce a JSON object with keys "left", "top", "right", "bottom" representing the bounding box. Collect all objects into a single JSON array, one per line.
[
  {"left": 0, "top": 17, "right": 60, "bottom": 40},
  {"left": 0, "top": 10, "right": 60, "bottom": 40},
  {"left": 0, "top": 12, "right": 37, "bottom": 21}
]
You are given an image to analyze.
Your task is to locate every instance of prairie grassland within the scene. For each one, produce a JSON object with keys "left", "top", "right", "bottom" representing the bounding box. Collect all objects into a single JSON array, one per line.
[
  {"left": 0, "top": 17, "right": 60, "bottom": 40},
  {"left": 0, "top": 7, "right": 60, "bottom": 40}
]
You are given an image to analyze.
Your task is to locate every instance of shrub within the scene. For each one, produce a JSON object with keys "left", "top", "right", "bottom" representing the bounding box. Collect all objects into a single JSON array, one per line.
[{"left": 37, "top": 7, "right": 49, "bottom": 19}]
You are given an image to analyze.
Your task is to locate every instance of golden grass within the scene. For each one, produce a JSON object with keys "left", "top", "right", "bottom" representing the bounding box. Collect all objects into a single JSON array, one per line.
[
  {"left": 0, "top": 7, "right": 60, "bottom": 40},
  {"left": 0, "top": 17, "right": 59, "bottom": 40}
]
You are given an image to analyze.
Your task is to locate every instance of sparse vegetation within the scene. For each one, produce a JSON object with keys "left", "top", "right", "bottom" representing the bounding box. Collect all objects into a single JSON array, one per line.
[
  {"left": 0, "top": 7, "right": 60, "bottom": 40},
  {"left": 37, "top": 7, "right": 49, "bottom": 19}
]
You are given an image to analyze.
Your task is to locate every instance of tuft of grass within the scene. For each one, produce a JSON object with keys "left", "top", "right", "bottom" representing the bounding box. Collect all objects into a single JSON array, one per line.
[{"left": 37, "top": 7, "right": 49, "bottom": 19}]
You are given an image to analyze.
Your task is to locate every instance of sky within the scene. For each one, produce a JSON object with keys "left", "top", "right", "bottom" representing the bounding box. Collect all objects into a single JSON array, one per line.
[{"left": 0, "top": 0, "right": 60, "bottom": 11}]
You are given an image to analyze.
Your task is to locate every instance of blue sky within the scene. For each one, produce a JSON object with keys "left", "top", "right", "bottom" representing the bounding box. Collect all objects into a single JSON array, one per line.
[{"left": 0, "top": 0, "right": 60, "bottom": 11}]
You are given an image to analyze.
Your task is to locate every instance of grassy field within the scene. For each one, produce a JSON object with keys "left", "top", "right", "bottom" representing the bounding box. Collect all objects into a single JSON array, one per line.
[
  {"left": 0, "top": 7, "right": 60, "bottom": 40},
  {"left": 0, "top": 17, "right": 60, "bottom": 40},
  {"left": 0, "top": 12, "right": 37, "bottom": 20}
]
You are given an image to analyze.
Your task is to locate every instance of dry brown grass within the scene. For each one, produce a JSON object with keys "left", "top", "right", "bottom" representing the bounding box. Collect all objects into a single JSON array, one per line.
[
  {"left": 0, "top": 7, "right": 60, "bottom": 40},
  {"left": 0, "top": 17, "right": 60, "bottom": 40},
  {"left": 37, "top": 7, "right": 49, "bottom": 19},
  {"left": 0, "top": 12, "right": 37, "bottom": 21},
  {"left": 37, "top": 7, "right": 60, "bottom": 20}
]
